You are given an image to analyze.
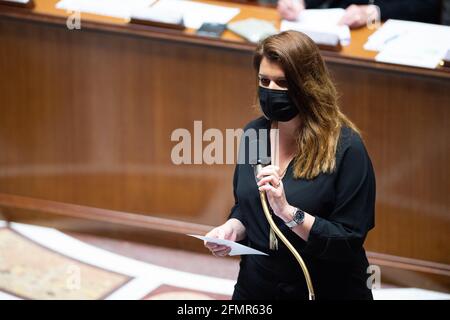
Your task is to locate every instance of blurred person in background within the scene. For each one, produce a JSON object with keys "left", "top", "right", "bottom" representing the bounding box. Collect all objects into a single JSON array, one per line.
[
  {"left": 277, "top": 0, "right": 442, "bottom": 28},
  {"left": 442, "top": 0, "right": 450, "bottom": 25}
]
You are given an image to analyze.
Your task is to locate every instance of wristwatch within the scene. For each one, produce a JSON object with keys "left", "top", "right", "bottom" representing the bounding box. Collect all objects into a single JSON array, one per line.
[{"left": 285, "top": 207, "right": 305, "bottom": 229}]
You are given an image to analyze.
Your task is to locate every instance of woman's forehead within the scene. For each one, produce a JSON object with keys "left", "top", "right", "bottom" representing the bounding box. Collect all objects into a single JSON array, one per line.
[{"left": 259, "top": 57, "right": 285, "bottom": 78}]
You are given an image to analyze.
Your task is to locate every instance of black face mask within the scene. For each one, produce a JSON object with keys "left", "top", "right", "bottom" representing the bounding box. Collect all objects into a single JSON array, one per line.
[{"left": 258, "top": 86, "right": 299, "bottom": 122}]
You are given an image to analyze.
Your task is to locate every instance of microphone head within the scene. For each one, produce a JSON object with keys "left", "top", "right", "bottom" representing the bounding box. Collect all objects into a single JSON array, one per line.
[
  {"left": 249, "top": 139, "right": 271, "bottom": 167},
  {"left": 258, "top": 157, "right": 271, "bottom": 166},
  {"left": 248, "top": 139, "right": 271, "bottom": 183}
]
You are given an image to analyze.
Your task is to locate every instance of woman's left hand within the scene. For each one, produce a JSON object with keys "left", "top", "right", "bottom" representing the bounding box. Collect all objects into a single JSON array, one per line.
[{"left": 257, "top": 165, "right": 293, "bottom": 222}]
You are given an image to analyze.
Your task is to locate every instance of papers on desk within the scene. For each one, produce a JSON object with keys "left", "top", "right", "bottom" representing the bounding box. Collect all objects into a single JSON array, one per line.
[
  {"left": 56, "top": 0, "right": 239, "bottom": 29},
  {"left": 364, "top": 19, "right": 450, "bottom": 51},
  {"left": 148, "top": 0, "right": 240, "bottom": 30},
  {"left": 280, "top": 9, "right": 351, "bottom": 46},
  {"left": 56, "top": 0, "right": 156, "bottom": 19},
  {"left": 375, "top": 32, "right": 449, "bottom": 69},
  {"left": 188, "top": 234, "right": 269, "bottom": 256},
  {"left": 364, "top": 19, "right": 450, "bottom": 69}
]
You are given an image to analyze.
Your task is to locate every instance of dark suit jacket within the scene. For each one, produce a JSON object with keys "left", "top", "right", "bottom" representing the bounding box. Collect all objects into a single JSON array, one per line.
[
  {"left": 304, "top": 0, "right": 441, "bottom": 24},
  {"left": 443, "top": 0, "right": 450, "bottom": 25}
]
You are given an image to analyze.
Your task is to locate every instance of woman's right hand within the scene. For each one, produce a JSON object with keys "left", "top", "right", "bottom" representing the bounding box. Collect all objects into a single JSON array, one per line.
[
  {"left": 277, "top": 0, "right": 305, "bottom": 21},
  {"left": 204, "top": 219, "right": 245, "bottom": 257}
]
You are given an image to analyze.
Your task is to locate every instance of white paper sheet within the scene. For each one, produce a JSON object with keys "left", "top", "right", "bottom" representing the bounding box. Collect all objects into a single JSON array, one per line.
[
  {"left": 364, "top": 19, "right": 450, "bottom": 52},
  {"left": 280, "top": 9, "right": 351, "bottom": 46},
  {"left": 365, "top": 20, "right": 450, "bottom": 69},
  {"left": 149, "top": 0, "right": 240, "bottom": 30},
  {"left": 375, "top": 32, "right": 448, "bottom": 69},
  {"left": 188, "top": 234, "right": 269, "bottom": 256},
  {"left": 56, "top": 0, "right": 156, "bottom": 20}
]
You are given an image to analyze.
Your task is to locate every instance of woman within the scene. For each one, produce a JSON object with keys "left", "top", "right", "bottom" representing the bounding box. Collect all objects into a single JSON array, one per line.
[{"left": 204, "top": 31, "right": 376, "bottom": 300}]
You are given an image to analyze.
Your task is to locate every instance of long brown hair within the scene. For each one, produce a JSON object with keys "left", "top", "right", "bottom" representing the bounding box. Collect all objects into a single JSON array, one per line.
[{"left": 253, "top": 30, "right": 360, "bottom": 180}]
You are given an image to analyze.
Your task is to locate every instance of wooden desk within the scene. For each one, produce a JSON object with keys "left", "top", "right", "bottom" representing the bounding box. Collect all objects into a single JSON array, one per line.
[{"left": 0, "top": 0, "right": 449, "bottom": 290}]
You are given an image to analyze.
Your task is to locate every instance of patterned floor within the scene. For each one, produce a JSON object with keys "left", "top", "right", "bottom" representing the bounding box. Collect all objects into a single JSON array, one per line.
[
  {"left": 0, "top": 220, "right": 234, "bottom": 300},
  {"left": 0, "top": 220, "right": 449, "bottom": 300}
]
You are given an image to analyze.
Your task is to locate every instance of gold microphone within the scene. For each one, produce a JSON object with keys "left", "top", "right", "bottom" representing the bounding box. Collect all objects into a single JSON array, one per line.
[{"left": 253, "top": 158, "right": 315, "bottom": 300}]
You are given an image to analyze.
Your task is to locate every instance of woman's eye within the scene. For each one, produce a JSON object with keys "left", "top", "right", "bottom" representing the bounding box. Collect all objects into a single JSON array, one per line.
[
  {"left": 276, "top": 80, "right": 288, "bottom": 88},
  {"left": 259, "top": 78, "right": 270, "bottom": 87}
]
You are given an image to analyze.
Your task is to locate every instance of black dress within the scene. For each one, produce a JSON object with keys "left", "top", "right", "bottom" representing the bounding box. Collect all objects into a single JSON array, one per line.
[{"left": 229, "top": 117, "right": 376, "bottom": 300}]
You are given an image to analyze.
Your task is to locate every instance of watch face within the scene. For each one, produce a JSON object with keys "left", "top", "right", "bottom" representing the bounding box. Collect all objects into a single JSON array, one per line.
[{"left": 294, "top": 209, "right": 305, "bottom": 224}]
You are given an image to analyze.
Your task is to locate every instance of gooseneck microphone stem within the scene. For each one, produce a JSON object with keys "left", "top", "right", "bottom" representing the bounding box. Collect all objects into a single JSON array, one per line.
[
  {"left": 255, "top": 163, "right": 315, "bottom": 301},
  {"left": 258, "top": 190, "right": 315, "bottom": 300}
]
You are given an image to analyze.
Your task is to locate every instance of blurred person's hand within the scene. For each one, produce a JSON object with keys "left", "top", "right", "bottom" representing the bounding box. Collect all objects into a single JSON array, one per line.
[
  {"left": 339, "top": 4, "right": 380, "bottom": 29},
  {"left": 277, "top": 0, "right": 305, "bottom": 21}
]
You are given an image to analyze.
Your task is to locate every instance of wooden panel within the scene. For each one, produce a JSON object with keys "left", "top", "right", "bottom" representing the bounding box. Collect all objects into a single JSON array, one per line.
[
  {"left": 327, "top": 63, "right": 450, "bottom": 264},
  {"left": 0, "top": 18, "right": 257, "bottom": 226}
]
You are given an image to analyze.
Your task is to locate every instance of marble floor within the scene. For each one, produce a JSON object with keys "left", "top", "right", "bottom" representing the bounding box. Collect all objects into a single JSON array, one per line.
[{"left": 0, "top": 220, "right": 449, "bottom": 300}]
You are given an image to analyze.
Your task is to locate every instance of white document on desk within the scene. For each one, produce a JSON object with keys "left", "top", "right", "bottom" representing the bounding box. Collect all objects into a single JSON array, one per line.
[
  {"left": 56, "top": 0, "right": 156, "bottom": 19},
  {"left": 375, "top": 32, "right": 449, "bottom": 69},
  {"left": 188, "top": 234, "right": 269, "bottom": 256},
  {"left": 364, "top": 19, "right": 450, "bottom": 52},
  {"left": 364, "top": 20, "right": 450, "bottom": 69},
  {"left": 280, "top": 9, "right": 351, "bottom": 46},
  {"left": 150, "top": 0, "right": 240, "bottom": 29}
]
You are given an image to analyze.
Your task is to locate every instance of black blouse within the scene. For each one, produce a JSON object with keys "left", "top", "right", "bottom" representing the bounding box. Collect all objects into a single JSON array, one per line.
[{"left": 229, "top": 117, "right": 376, "bottom": 300}]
